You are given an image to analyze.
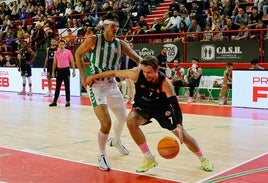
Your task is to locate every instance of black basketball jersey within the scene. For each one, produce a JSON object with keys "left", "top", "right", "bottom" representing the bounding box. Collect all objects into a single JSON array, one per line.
[
  {"left": 133, "top": 71, "right": 169, "bottom": 112},
  {"left": 20, "top": 48, "right": 31, "bottom": 67},
  {"left": 48, "top": 47, "right": 57, "bottom": 62},
  {"left": 47, "top": 47, "right": 57, "bottom": 70}
]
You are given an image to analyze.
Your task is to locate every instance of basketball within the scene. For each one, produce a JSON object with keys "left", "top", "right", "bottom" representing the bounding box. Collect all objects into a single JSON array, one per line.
[{"left": 157, "top": 136, "right": 180, "bottom": 159}]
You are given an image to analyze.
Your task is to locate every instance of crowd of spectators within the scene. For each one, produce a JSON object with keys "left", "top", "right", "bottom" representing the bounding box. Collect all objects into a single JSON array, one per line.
[
  {"left": 0, "top": 0, "right": 268, "bottom": 67},
  {"left": 134, "top": 0, "right": 268, "bottom": 43}
]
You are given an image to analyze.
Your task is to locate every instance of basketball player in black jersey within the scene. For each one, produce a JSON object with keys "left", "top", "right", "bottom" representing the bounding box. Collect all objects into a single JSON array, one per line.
[
  {"left": 17, "top": 40, "right": 36, "bottom": 95},
  {"left": 84, "top": 55, "right": 213, "bottom": 173},
  {"left": 43, "top": 39, "right": 58, "bottom": 97}
]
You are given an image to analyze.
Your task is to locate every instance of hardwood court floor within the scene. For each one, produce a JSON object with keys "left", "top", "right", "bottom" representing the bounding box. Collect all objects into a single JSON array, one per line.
[{"left": 0, "top": 91, "right": 267, "bottom": 183}]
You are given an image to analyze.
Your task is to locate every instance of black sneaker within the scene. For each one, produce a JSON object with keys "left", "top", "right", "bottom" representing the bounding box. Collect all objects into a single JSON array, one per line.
[
  {"left": 65, "top": 102, "right": 70, "bottom": 107},
  {"left": 49, "top": 102, "right": 57, "bottom": 107}
]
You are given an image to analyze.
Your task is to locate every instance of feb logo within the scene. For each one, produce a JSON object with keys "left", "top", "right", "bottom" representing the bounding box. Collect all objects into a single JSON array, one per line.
[{"left": 201, "top": 45, "right": 215, "bottom": 61}]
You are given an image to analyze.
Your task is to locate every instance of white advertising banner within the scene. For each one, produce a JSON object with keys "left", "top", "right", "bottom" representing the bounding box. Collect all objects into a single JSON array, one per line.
[
  {"left": 232, "top": 70, "right": 268, "bottom": 109},
  {"left": 0, "top": 67, "right": 81, "bottom": 96}
]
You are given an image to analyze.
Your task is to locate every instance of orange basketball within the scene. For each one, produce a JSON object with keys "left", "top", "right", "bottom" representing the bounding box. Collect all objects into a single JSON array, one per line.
[{"left": 157, "top": 136, "right": 180, "bottom": 159}]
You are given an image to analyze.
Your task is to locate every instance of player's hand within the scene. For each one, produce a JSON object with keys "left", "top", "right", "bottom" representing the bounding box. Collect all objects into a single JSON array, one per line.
[
  {"left": 72, "top": 71, "right": 76, "bottom": 77},
  {"left": 85, "top": 75, "right": 95, "bottom": 87}
]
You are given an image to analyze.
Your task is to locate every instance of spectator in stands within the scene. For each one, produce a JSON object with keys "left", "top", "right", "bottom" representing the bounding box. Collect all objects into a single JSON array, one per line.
[
  {"left": 222, "top": 17, "right": 239, "bottom": 40},
  {"left": 173, "top": 21, "right": 188, "bottom": 42},
  {"left": 2, "top": 31, "right": 16, "bottom": 53},
  {"left": 190, "top": 1, "right": 203, "bottom": 27},
  {"left": 146, "top": 18, "right": 161, "bottom": 34},
  {"left": 124, "top": 27, "right": 135, "bottom": 43},
  {"left": 177, "top": 12, "right": 191, "bottom": 28},
  {"left": 56, "top": 0, "right": 66, "bottom": 16},
  {"left": 254, "top": 0, "right": 264, "bottom": 13},
  {"left": 162, "top": 9, "right": 181, "bottom": 33},
  {"left": 17, "top": 25, "right": 26, "bottom": 40},
  {"left": 169, "top": 0, "right": 180, "bottom": 16},
  {"left": 4, "top": 55, "right": 16, "bottom": 67},
  {"left": 84, "top": 0, "right": 91, "bottom": 13},
  {"left": 263, "top": 0, "right": 268, "bottom": 15},
  {"left": 185, "top": 58, "right": 202, "bottom": 103},
  {"left": 201, "top": 23, "right": 214, "bottom": 42},
  {"left": 178, "top": 4, "right": 188, "bottom": 16},
  {"left": 170, "top": 59, "right": 185, "bottom": 96},
  {"left": 160, "top": 11, "right": 171, "bottom": 32},
  {"left": 137, "top": 15, "right": 149, "bottom": 33},
  {"left": 157, "top": 46, "right": 168, "bottom": 73},
  {"left": 134, "top": 25, "right": 145, "bottom": 35},
  {"left": 3, "top": 3, "right": 11, "bottom": 16},
  {"left": 0, "top": 54, "right": 6, "bottom": 67},
  {"left": 233, "top": 8, "right": 248, "bottom": 27},
  {"left": 233, "top": 21, "right": 249, "bottom": 40},
  {"left": 186, "top": 18, "right": 201, "bottom": 41},
  {"left": 64, "top": 2, "right": 73, "bottom": 17},
  {"left": 25, "top": 2, "right": 35, "bottom": 17},
  {"left": 0, "top": 20, "right": 9, "bottom": 37},
  {"left": 220, "top": 0, "right": 234, "bottom": 17},
  {"left": 101, "top": 1, "right": 113, "bottom": 13},
  {"left": 43, "top": 16, "right": 54, "bottom": 37},
  {"left": 205, "top": 1, "right": 219, "bottom": 25},
  {"left": 247, "top": 6, "right": 263, "bottom": 29},
  {"left": 31, "top": 24, "right": 45, "bottom": 49},
  {"left": 219, "top": 62, "right": 233, "bottom": 105},
  {"left": 34, "top": 14, "right": 45, "bottom": 27},
  {"left": 212, "top": 25, "right": 223, "bottom": 41},
  {"left": 211, "top": 10, "right": 222, "bottom": 30},
  {"left": 231, "top": 0, "right": 242, "bottom": 21},
  {"left": 250, "top": 18, "right": 268, "bottom": 39},
  {"left": 46, "top": 0, "right": 56, "bottom": 14},
  {"left": 10, "top": 1, "right": 19, "bottom": 20},
  {"left": 89, "top": 2, "right": 100, "bottom": 26},
  {"left": 249, "top": 59, "right": 265, "bottom": 70},
  {"left": 74, "top": 1, "right": 83, "bottom": 14},
  {"left": 18, "top": 5, "right": 27, "bottom": 27}
]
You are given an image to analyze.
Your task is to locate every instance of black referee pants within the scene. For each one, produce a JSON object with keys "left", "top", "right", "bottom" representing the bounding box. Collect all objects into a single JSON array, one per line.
[{"left": 53, "top": 67, "right": 70, "bottom": 102}]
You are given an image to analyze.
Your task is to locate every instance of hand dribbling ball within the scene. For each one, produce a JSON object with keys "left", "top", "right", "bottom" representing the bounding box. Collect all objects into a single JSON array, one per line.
[{"left": 157, "top": 136, "right": 180, "bottom": 159}]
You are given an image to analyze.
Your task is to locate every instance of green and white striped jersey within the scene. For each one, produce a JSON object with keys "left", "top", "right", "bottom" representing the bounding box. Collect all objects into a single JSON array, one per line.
[{"left": 85, "top": 34, "right": 122, "bottom": 75}]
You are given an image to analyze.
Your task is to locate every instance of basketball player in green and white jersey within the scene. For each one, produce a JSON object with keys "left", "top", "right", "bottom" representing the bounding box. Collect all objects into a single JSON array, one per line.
[{"left": 75, "top": 13, "right": 142, "bottom": 171}]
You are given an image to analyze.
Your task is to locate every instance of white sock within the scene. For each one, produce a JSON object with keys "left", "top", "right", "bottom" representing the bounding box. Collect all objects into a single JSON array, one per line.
[
  {"left": 110, "top": 107, "right": 127, "bottom": 144},
  {"left": 98, "top": 131, "right": 108, "bottom": 155}
]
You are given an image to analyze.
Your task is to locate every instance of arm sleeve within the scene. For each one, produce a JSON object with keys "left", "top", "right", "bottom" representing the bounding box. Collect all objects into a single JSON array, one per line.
[{"left": 168, "top": 96, "right": 183, "bottom": 126}]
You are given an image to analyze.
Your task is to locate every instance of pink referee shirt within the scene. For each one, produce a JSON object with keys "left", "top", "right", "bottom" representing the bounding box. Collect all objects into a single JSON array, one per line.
[{"left": 54, "top": 49, "right": 73, "bottom": 68}]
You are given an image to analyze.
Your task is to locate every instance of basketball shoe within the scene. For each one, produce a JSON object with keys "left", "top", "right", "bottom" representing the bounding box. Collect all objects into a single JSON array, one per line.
[
  {"left": 201, "top": 157, "right": 213, "bottom": 172},
  {"left": 18, "top": 91, "right": 26, "bottom": 95},
  {"left": 136, "top": 156, "right": 158, "bottom": 173},
  {"left": 98, "top": 154, "right": 111, "bottom": 171},
  {"left": 108, "top": 137, "right": 129, "bottom": 155}
]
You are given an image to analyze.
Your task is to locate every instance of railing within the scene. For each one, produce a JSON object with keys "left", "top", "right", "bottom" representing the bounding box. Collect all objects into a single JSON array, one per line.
[{"left": 71, "top": 28, "right": 268, "bottom": 63}]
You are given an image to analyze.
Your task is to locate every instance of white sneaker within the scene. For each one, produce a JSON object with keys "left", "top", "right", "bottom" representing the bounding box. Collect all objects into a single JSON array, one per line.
[
  {"left": 98, "top": 154, "right": 111, "bottom": 171},
  {"left": 27, "top": 91, "right": 33, "bottom": 96},
  {"left": 108, "top": 137, "right": 129, "bottom": 155},
  {"left": 44, "top": 92, "right": 52, "bottom": 97}
]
